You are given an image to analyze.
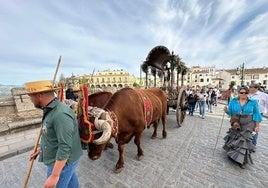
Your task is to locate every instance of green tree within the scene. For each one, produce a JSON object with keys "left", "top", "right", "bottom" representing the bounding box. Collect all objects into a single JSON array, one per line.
[
  {"left": 133, "top": 82, "right": 140, "bottom": 88},
  {"left": 229, "top": 81, "right": 236, "bottom": 88},
  {"left": 141, "top": 62, "right": 149, "bottom": 88},
  {"left": 180, "top": 61, "right": 188, "bottom": 86},
  {"left": 151, "top": 67, "right": 157, "bottom": 87},
  {"left": 157, "top": 70, "right": 163, "bottom": 86},
  {"left": 173, "top": 54, "right": 182, "bottom": 89},
  {"left": 81, "top": 77, "right": 88, "bottom": 85}
]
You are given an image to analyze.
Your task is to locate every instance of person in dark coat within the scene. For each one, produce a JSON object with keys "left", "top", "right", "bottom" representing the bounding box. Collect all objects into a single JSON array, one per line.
[
  {"left": 187, "top": 90, "right": 198, "bottom": 116},
  {"left": 207, "top": 87, "right": 216, "bottom": 113},
  {"left": 65, "top": 83, "right": 77, "bottom": 101}
]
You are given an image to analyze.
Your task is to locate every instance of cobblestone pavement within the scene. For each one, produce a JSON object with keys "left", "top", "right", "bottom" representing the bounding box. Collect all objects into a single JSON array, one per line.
[{"left": 1, "top": 103, "right": 268, "bottom": 188}]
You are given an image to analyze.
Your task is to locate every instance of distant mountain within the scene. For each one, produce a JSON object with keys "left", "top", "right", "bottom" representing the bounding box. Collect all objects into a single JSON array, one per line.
[{"left": 0, "top": 84, "right": 20, "bottom": 99}]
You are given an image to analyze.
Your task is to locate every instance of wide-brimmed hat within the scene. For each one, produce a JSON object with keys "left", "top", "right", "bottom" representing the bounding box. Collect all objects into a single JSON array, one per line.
[{"left": 25, "top": 80, "right": 59, "bottom": 94}]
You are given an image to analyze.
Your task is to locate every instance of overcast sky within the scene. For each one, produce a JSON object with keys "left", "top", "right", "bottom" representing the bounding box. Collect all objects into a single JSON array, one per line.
[{"left": 1, "top": 0, "right": 268, "bottom": 86}]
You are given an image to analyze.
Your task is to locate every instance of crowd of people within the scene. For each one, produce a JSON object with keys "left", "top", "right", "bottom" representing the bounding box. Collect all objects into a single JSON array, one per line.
[
  {"left": 185, "top": 86, "right": 220, "bottom": 119},
  {"left": 184, "top": 83, "right": 268, "bottom": 169}
]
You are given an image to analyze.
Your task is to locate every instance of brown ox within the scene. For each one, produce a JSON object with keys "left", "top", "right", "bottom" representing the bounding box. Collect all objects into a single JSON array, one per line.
[
  {"left": 88, "top": 87, "right": 167, "bottom": 173},
  {"left": 88, "top": 91, "right": 113, "bottom": 108}
]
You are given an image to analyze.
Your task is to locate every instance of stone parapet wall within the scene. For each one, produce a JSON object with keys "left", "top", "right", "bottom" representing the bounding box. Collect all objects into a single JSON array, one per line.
[
  {"left": 0, "top": 87, "right": 42, "bottom": 127},
  {"left": 0, "top": 98, "right": 16, "bottom": 115},
  {"left": 11, "top": 87, "right": 36, "bottom": 112}
]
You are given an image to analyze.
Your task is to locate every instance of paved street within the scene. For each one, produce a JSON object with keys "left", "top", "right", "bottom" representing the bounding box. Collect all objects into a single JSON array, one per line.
[{"left": 1, "top": 102, "right": 268, "bottom": 188}]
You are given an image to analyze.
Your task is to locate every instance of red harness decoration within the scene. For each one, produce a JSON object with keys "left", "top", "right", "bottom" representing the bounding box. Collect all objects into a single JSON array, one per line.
[
  {"left": 77, "top": 84, "right": 95, "bottom": 143},
  {"left": 57, "top": 82, "right": 64, "bottom": 102},
  {"left": 108, "top": 111, "right": 118, "bottom": 137},
  {"left": 135, "top": 89, "right": 153, "bottom": 126}
]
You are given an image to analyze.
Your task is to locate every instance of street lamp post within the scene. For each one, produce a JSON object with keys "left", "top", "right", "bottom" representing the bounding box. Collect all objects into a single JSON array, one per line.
[{"left": 236, "top": 62, "right": 245, "bottom": 86}]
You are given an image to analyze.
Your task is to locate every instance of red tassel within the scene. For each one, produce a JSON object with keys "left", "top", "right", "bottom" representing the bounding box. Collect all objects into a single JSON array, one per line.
[
  {"left": 78, "top": 84, "right": 95, "bottom": 143},
  {"left": 57, "top": 82, "right": 64, "bottom": 102}
]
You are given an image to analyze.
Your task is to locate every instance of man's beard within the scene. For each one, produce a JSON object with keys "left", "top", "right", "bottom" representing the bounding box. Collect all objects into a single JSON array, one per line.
[{"left": 34, "top": 101, "right": 42, "bottom": 109}]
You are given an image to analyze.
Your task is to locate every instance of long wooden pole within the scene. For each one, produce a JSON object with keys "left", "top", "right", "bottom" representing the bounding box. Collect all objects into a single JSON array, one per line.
[
  {"left": 52, "top": 56, "right": 61, "bottom": 86},
  {"left": 23, "top": 56, "right": 62, "bottom": 188},
  {"left": 212, "top": 103, "right": 227, "bottom": 156}
]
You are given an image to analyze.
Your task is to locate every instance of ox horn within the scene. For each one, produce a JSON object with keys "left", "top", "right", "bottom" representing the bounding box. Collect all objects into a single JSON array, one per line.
[{"left": 93, "top": 118, "right": 112, "bottom": 145}]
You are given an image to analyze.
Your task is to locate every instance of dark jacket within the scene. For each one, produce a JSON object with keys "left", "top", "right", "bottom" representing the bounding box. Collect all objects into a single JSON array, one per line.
[
  {"left": 66, "top": 89, "right": 77, "bottom": 100},
  {"left": 187, "top": 93, "right": 198, "bottom": 104},
  {"left": 207, "top": 90, "right": 216, "bottom": 104}
]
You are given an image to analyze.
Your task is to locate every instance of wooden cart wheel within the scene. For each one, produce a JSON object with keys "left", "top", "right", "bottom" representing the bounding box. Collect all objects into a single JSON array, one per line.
[{"left": 176, "top": 89, "right": 188, "bottom": 127}]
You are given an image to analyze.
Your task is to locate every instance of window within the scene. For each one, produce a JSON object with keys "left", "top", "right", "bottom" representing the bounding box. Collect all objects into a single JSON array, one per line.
[{"left": 253, "top": 75, "right": 259, "bottom": 79}]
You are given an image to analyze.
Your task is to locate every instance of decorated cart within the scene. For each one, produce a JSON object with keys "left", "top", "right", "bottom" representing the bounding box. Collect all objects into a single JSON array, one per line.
[{"left": 143, "top": 45, "right": 188, "bottom": 126}]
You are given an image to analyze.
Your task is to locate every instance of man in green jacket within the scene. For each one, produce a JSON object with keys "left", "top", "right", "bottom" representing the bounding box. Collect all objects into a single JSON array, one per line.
[{"left": 26, "top": 80, "right": 83, "bottom": 188}]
